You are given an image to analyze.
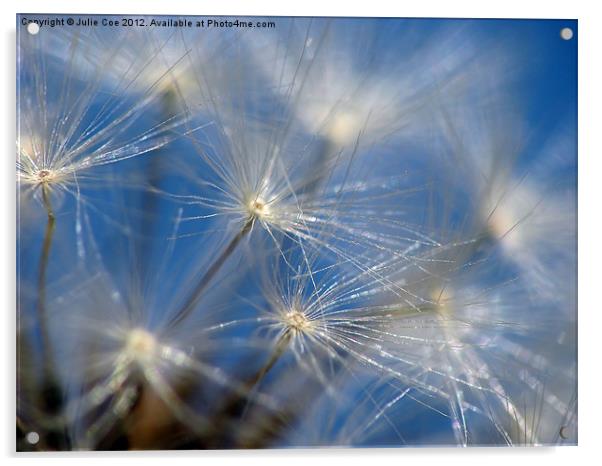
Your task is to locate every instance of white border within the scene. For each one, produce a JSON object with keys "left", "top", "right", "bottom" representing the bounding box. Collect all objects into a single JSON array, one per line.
[
  {"left": 3, "top": 0, "right": 586, "bottom": 18},
  {"left": 2, "top": 1, "right": 600, "bottom": 465}
]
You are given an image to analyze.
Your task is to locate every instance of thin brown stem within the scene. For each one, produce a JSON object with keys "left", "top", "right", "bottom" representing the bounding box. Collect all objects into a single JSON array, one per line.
[
  {"left": 38, "top": 183, "right": 56, "bottom": 374},
  {"left": 244, "top": 331, "right": 292, "bottom": 389},
  {"left": 169, "top": 219, "right": 253, "bottom": 327},
  {"left": 200, "top": 331, "right": 292, "bottom": 448},
  {"left": 36, "top": 183, "right": 70, "bottom": 449}
]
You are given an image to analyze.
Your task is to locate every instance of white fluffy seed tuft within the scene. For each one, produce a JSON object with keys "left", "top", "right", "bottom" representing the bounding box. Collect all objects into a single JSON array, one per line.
[{"left": 124, "top": 328, "right": 158, "bottom": 363}]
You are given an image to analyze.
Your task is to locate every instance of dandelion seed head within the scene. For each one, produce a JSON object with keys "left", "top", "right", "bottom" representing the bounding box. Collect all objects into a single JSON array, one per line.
[
  {"left": 19, "top": 165, "right": 68, "bottom": 190},
  {"left": 17, "top": 27, "right": 195, "bottom": 210},
  {"left": 324, "top": 110, "right": 364, "bottom": 146},
  {"left": 283, "top": 309, "right": 314, "bottom": 336},
  {"left": 246, "top": 196, "right": 273, "bottom": 221},
  {"left": 481, "top": 181, "right": 569, "bottom": 266},
  {"left": 431, "top": 285, "right": 455, "bottom": 314},
  {"left": 18, "top": 138, "right": 64, "bottom": 187},
  {"left": 32, "top": 168, "right": 61, "bottom": 185},
  {"left": 124, "top": 328, "right": 158, "bottom": 364},
  {"left": 485, "top": 202, "right": 522, "bottom": 249}
]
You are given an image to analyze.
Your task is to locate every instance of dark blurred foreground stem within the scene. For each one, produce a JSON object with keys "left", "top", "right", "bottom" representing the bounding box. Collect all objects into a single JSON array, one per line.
[{"left": 113, "top": 334, "right": 293, "bottom": 449}]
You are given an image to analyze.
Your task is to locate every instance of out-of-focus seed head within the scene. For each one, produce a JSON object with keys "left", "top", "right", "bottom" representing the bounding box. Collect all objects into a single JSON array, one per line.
[
  {"left": 431, "top": 285, "right": 455, "bottom": 315},
  {"left": 124, "top": 328, "right": 158, "bottom": 365},
  {"left": 323, "top": 109, "right": 364, "bottom": 146}
]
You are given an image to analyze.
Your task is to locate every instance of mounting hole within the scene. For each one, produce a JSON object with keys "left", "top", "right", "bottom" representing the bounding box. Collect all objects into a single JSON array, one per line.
[
  {"left": 26, "top": 431, "right": 40, "bottom": 445},
  {"left": 559, "top": 426, "right": 569, "bottom": 440},
  {"left": 560, "top": 27, "right": 573, "bottom": 41},
  {"left": 27, "top": 23, "right": 40, "bottom": 35}
]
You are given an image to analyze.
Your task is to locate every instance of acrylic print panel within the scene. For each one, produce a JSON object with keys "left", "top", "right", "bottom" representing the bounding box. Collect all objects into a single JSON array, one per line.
[{"left": 16, "top": 14, "right": 577, "bottom": 450}]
